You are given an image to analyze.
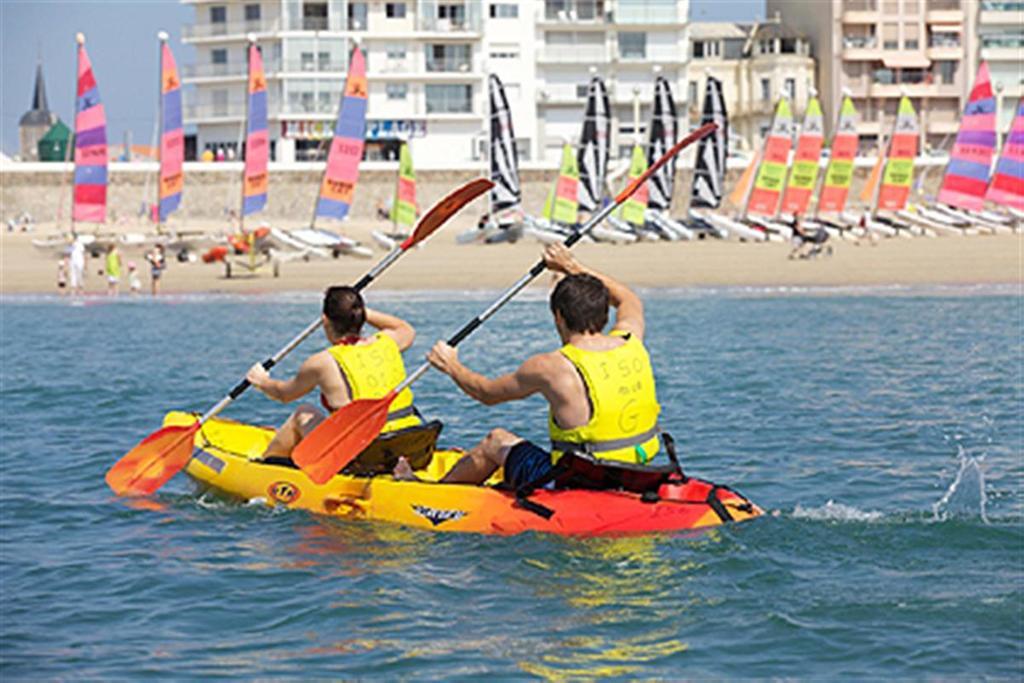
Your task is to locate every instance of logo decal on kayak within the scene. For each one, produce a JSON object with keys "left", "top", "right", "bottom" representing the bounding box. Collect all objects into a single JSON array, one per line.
[
  {"left": 411, "top": 504, "right": 467, "bottom": 527},
  {"left": 268, "top": 481, "right": 301, "bottom": 505}
]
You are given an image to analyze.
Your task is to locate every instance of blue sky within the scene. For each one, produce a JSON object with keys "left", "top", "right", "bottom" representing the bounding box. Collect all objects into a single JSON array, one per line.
[{"left": 1, "top": 0, "right": 765, "bottom": 156}]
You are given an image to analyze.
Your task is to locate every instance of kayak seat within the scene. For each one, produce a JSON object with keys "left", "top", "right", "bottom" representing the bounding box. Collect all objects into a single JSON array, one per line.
[{"left": 341, "top": 420, "right": 443, "bottom": 477}]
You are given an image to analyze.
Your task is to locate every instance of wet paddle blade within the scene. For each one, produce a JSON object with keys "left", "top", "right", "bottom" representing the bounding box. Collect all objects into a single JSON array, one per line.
[
  {"left": 292, "top": 394, "right": 394, "bottom": 485},
  {"left": 402, "top": 178, "right": 493, "bottom": 249},
  {"left": 105, "top": 424, "right": 199, "bottom": 496}
]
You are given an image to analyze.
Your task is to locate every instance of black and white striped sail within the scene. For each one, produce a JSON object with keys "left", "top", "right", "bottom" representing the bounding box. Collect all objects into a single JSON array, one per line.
[
  {"left": 647, "top": 76, "right": 678, "bottom": 211},
  {"left": 690, "top": 76, "right": 729, "bottom": 209},
  {"left": 576, "top": 77, "right": 611, "bottom": 213},
  {"left": 488, "top": 74, "right": 521, "bottom": 213}
]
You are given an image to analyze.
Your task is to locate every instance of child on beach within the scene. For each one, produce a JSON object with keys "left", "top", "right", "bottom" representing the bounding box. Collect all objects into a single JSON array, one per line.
[
  {"left": 145, "top": 244, "right": 166, "bottom": 296},
  {"left": 56, "top": 256, "right": 68, "bottom": 295},
  {"left": 128, "top": 262, "right": 142, "bottom": 294},
  {"left": 105, "top": 244, "right": 122, "bottom": 296}
]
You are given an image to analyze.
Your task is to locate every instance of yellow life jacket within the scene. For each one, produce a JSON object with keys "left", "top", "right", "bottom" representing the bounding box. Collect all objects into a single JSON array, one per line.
[
  {"left": 549, "top": 331, "right": 661, "bottom": 465},
  {"left": 325, "top": 333, "right": 421, "bottom": 433}
]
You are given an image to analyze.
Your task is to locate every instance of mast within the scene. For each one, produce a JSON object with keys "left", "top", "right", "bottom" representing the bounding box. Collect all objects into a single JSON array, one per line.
[
  {"left": 71, "top": 33, "right": 82, "bottom": 235},
  {"left": 156, "top": 31, "right": 166, "bottom": 231},
  {"left": 239, "top": 35, "right": 253, "bottom": 235}
]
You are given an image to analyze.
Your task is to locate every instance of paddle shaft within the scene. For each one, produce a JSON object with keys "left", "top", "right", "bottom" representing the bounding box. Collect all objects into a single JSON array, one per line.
[
  {"left": 199, "top": 242, "right": 409, "bottom": 424},
  {"left": 392, "top": 123, "right": 717, "bottom": 395}
]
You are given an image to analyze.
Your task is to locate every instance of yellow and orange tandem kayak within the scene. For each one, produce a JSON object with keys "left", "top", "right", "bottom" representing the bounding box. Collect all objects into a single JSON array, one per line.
[{"left": 166, "top": 412, "right": 763, "bottom": 536}]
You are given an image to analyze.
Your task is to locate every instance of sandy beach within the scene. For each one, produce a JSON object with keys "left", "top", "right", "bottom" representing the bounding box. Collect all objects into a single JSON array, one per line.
[{"left": 2, "top": 223, "right": 1021, "bottom": 295}]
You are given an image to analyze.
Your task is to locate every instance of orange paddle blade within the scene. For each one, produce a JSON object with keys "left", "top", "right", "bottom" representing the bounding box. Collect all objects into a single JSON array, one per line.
[
  {"left": 404, "top": 178, "right": 493, "bottom": 249},
  {"left": 292, "top": 393, "right": 394, "bottom": 485},
  {"left": 105, "top": 424, "right": 199, "bottom": 496}
]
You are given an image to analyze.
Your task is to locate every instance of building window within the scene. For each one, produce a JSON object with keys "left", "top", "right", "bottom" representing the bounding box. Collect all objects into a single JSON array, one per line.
[
  {"left": 882, "top": 23, "right": 899, "bottom": 50},
  {"left": 426, "top": 84, "right": 472, "bottom": 113},
  {"left": 723, "top": 38, "right": 745, "bottom": 59},
  {"left": 386, "top": 83, "right": 408, "bottom": 100},
  {"left": 688, "top": 80, "right": 698, "bottom": 104},
  {"left": 761, "top": 78, "right": 771, "bottom": 102},
  {"left": 780, "top": 38, "right": 797, "bottom": 54},
  {"left": 934, "top": 60, "right": 957, "bottom": 84},
  {"left": 693, "top": 41, "right": 705, "bottom": 58},
  {"left": 438, "top": 3, "right": 467, "bottom": 27},
  {"left": 489, "top": 49, "right": 519, "bottom": 59},
  {"left": 244, "top": 4, "right": 260, "bottom": 21},
  {"left": 490, "top": 3, "right": 519, "bottom": 18},
  {"left": 759, "top": 39, "right": 773, "bottom": 54},
  {"left": 905, "top": 38, "right": 919, "bottom": 49},
  {"left": 386, "top": 44, "right": 407, "bottom": 60},
  {"left": 427, "top": 43, "right": 471, "bottom": 72},
  {"left": 348, "top": 2, "right": 368, "bottom": 30},
  {"left": 784, "top": 78, "right": 795, "bottom": 99},
  {"left": 576, "top": 84, "right": 589, "bottom": 98},
  {"left": 303, "top": 2, "right": 328, "bottom": 30},
  {"left": 212, "top": 89, "right": 229, "bottom": 116},
  {"left": 210, "top": 5, "right": 227, "bottom": 23},
  {"left": 618, "top": 32, "right": 646, "bottom": 59},
  {"left": 211, "top": 48, "right": 228, "bottom": 64},
  {"left": 386, "top": 2, "right": 407, "bottom": 18}
]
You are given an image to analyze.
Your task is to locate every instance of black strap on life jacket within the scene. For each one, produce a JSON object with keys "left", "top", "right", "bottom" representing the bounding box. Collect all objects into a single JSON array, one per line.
[{"left": 706, "top": 485, "right": 735, "bottom": 523}]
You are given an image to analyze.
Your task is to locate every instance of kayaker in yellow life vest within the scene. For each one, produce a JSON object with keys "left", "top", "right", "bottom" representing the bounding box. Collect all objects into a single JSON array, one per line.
[
  {"left": 247, "top": 285, "right": 421, "bottom": 460},
  {"left": 395, "top": 243, "right": 659, "bottom": 489}
]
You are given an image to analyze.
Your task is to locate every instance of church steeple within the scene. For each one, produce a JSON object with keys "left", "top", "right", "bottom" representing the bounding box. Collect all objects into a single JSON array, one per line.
[{"left": 30, "top": 61, "right": 49, "bottom": 113}]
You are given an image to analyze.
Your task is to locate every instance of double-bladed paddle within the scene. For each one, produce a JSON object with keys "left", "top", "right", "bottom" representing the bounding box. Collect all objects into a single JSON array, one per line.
[
  {"left": 105, "top": 177, "right": 493, "bottom": 496},
  {"left": 293, "top": 123, "right": 718, "bottom": 484}
]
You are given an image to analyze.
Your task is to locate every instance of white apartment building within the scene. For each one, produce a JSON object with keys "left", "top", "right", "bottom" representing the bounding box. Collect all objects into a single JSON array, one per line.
[
  {"left": 973, "top": 0, "right": 1024, "bottom": 135},
  {"left": 687, "top": 17, "right": 816, "bottom": 151},
  {"left": 181, "top": 0, "right": 689, "bottom": 165},
  {"left": 533, "top": 0, "right": 688, "bottom": 162},
  {"left": 769, "top": 0, "right": 975, "bottom": 152},
  {"left": 181, "top": 0, "right": 536, "bottom": 164}
]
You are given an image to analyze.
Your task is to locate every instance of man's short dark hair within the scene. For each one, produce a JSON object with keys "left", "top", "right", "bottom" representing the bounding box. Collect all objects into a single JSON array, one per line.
[
  {"left": 323, "top": 286, "right": 366, "bottom": 337},
  {"left": 550, "top": 273, "right": 609, "bottom": 334}
]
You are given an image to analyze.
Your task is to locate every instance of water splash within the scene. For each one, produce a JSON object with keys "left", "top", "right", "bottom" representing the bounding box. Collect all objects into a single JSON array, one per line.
[
  {"left": 932, "top": 445, "right": 989, "bottom": 524},
  {"left": 791, "top": 500, "right": 884, "bottom": 522}
]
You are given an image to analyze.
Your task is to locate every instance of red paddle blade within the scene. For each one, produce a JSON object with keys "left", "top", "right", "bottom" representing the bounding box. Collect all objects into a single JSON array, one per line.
[
  {"left": 402, "top": 178, "right": 493, "bottom": 249},
  {"left": 105, "top": 424, "right": 199, "bottom": 496},
  {"left": 292, "top": 394, "right": 394, "bottom": 485}
]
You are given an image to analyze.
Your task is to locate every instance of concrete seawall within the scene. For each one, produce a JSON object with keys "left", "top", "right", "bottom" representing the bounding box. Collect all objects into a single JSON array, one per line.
[{"left": 1, "top": 159, "right": 947, "bottom": 231}]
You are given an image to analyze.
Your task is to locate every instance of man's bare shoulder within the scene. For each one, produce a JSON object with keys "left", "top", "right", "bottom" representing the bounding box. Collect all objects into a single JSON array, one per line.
[{"left": 518, "top": 349, "right": 573, "bottom": 382}]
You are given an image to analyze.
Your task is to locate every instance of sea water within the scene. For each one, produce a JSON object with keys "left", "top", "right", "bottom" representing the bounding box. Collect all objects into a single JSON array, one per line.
[{"left": 1, "top": 287, "right": 1020, "bottom": 678}]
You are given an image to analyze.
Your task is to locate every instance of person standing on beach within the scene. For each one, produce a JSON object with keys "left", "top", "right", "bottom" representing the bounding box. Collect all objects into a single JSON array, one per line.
[
  {"left": 69, "top": 237, "right": 86, "bottom": 296},
  {"left": 395, "top": 244, "right": 661, "bottom": 489},
  {"left": 56, "top": 256, "right": 68, "bottom": 295},
  {"left": 145, "top": 244, "right": 166, "bottom": 296},
  {"left": 245, "top": 286, "right": 422, "bottom": 460},
  {"left": 127, "top": 262, "right": 142, "bottom": 294},
  {"left": 105, "top": 244, "right": 122, "bottom": 296}
]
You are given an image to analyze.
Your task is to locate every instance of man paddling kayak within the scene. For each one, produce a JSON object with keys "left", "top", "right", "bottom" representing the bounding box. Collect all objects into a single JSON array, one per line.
[
  {"left": 395, "top": 244, "right": 660, "bottom": 488},
  {"left": 247, "top": 286, "right": 422, "bottom": 459}
]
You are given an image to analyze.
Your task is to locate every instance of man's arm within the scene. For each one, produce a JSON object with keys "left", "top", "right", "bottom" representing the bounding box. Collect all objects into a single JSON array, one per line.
[
  {"left": 427, "top": 343, "right": 550, "bottom": 406},
  {"left": 246, "top": 354, "right": 325, "bottom": 404},
  {"left": 366, "top": 308, "right": 415, "bottom": 351},
  {"left": 543, "top": 244, "right": 645, "bottom": 340}
]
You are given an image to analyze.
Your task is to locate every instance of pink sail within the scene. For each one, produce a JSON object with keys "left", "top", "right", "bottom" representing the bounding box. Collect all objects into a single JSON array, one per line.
[
  {"left": 316, "top": 46, "right": 367, "bottom": 220},
  {"left": 158, "top": 41, "right": 183, "bottom": 221},
  {"left": 937, "top": 63, "right": 997, "bottom": 211},
  {"left": 985, "top": 99, "right": 1024, "bottom": 210},
  {"left": 242, "top": 42, "right": 268, "bottom": 216},
  {"left": 73, "top": 39, "right": 107, "bottom": 224}
]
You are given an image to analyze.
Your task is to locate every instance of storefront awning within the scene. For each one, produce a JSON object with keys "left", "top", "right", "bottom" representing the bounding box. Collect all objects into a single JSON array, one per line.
[{"left": 883, "top": 53, "right": 932, "bottom": 68}]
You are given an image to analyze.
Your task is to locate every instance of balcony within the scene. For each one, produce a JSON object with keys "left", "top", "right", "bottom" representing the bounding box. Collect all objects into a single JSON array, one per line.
[
  {"left": 417, "top": 3, "right": 483, "bottom": 34},
  {"left": 980, "top": 36, "right": 1024, "bottom": 61},
  {"left": 980, "top": 8, "right": 1024, "bottom": 24},
  {"left": 842, "top": 35, "right": 879, "bottom": 59},
  {"left": 843, "top": 0, "right": 879, "bottom": 23},
  {"left": 926, "top": 0, "right": 964, "bottom": 24},
  {"left": 538, "top": 84, "right": 589, "bottom": 103},
  {"left": 617, "top": 46, "right": 681, "bottom": 62},
  {"left": 537, "top": 45, "right": 610, "bottom": 63},
  {"left": 541, "top": 1, "right": 607, "bottom": 22},
  {"left": 184, "top": 103, "right": 252, "bottom": 121},
  {"left": 278, "top": 59, "right": 347, "bottom": 73},
  {"left": 613, "top": 1, "right": 682, "bottom": 24},
  {"left": 182, "top": 59, "right": 347, "bottom": 80},
  {"left": 425, "top": 57, "right": 474, "bottom": 73},
  {"left": 182, "top": 18, "right": 280, "bottom": 40}
]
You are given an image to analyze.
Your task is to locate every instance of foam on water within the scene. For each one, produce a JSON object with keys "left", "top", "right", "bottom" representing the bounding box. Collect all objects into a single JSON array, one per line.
[
  {"left": 933, "top": 446, "right": 989, "bottom": 523},
  {"left": 791, "top": 500, "right": 886, "bottom": 522}
]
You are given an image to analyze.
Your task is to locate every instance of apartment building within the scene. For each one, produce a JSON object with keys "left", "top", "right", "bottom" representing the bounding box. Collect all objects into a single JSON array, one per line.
[
  {"left": 687, "top": 17, "right": 816, "bottom": 152},
  {"left": 769, "top": 0, "right": 974, "bottom": 153},
  {"left": 181, "top": 0, "right": 536, "bottom": 164},
  {"left": 181, "top": 0, "right": 689, "bottom": 165},
  {"left": 533, "top": 0, "right": 688, "bottom": 163},
  {"left": 973, "top": 0, "right": 1024, "bottom": 135}
]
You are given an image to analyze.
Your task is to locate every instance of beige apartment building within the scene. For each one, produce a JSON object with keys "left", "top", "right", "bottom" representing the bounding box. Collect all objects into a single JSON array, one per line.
[
  {"left": 769, "top": 0, "right": 975, "bottom": 153},
  {"left": 688, "top": 17, "right": 816, "bottom": 152}
]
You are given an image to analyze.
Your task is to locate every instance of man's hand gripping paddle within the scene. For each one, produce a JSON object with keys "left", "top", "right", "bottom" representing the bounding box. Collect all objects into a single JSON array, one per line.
[
  {"left": 105, "top": 178, "right": 493, "bottom": 496},
  {"left": 293, "top": 123, "right": 719, "bottom": 484}
]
